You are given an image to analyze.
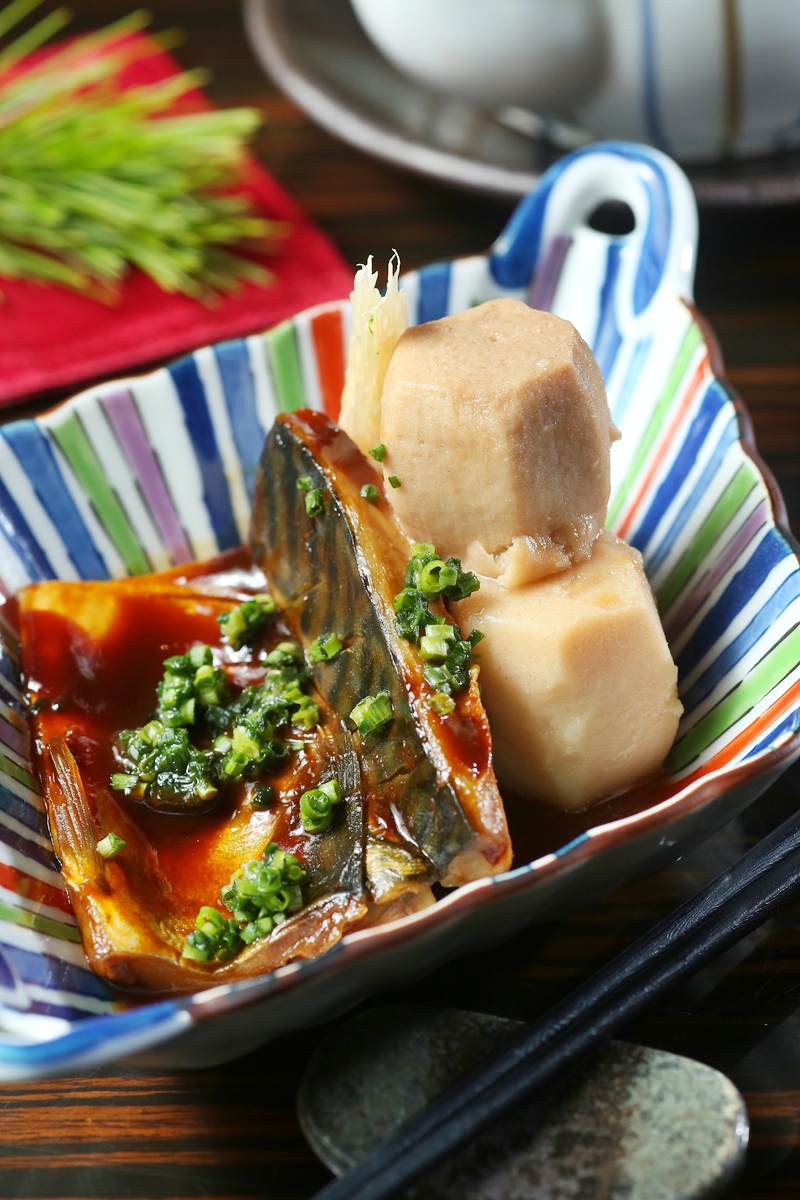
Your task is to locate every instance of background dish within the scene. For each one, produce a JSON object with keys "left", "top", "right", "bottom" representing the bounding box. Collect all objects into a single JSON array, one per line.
[
  {"left": 0, "top": 141, "right": 798, "bottom": 1080},
  {"left": 243, "top": 0, "right": 800, "bottom": 208}
]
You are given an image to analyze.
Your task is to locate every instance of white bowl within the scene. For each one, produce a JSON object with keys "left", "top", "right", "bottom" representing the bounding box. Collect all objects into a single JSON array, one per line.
[{"left": 348, "top": 0, "right": 800, "bottom": 162}]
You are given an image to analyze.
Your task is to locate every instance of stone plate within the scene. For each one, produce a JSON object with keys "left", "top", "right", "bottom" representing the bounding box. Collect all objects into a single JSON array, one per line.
[{"left": 299, "top": 1006, "right": 750, "bottom": 1200}]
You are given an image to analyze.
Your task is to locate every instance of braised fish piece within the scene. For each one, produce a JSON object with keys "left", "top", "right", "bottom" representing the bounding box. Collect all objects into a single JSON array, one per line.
[
  {"left": 19, "top": 554, "right": 370, "bottom": 994},
  {"left": 250, "top": 410, "right": 512, "bottom": 891},
  {"left": 20, "top": 455, "right": 511, "bottom": 996}
]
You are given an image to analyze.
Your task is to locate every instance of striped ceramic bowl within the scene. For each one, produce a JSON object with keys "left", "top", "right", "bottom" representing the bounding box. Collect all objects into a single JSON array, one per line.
[{"left": 0, "top": 142, "right": 798, "bottom": 1079}]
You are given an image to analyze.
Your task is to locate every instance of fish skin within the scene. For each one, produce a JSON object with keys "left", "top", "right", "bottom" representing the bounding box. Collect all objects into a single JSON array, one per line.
[{"left": 250, "top": 411, "right": 512, "bottom": 892}]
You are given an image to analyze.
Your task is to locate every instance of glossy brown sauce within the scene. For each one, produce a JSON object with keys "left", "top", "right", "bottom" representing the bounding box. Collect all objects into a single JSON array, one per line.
[
  {"left": 19, "top": 548, "right": 327, "bottom": 922},
  {"left": 501, "top": 770, "right": 676, "bottom": 864},
  {"left": 434, "top": 703, "right": 491, "bottom": 780}
]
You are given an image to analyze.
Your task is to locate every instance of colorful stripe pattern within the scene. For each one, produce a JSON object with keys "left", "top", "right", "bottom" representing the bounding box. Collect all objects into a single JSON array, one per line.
[{"left": 0, "top": 145, "right": 796, "bottom": 1077}]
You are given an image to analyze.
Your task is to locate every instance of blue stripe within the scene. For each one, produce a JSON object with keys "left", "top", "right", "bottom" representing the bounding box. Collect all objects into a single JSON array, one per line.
[
  {"left": 1, "top": 424, "right": 108, "bottom": 581},
  {"left": 634, "top": 379, "right": 728, "bottom": 557},
  {"left": 747, "top": 712, "right": 800, "bottom": 758},
  {"left": 0, "top": 941, "right": 111, "bottom": 1001},
  {"left": 20, "top": 995, "right": 113, "bottom": 1023},
  {"left": 213, "top": 340, "right": 266, "bottom": 503},
  {"left": 0, "top": 821, "right": 58, "bottom": 873},
  {"left": 0, "top": 469, "right": 55, "bottom": 584},
  {"left": 678, "top": 534, "right": 798, "bottom": 713},
  {"left": 0, "top": 946, "right": 99, "bottom": 1022},
  {"left": 625, "top": 147, "right": 672, "bottom": 317},
  {"left": 640, "top": 0, "right": 671, "bottom": 152},
  {"left": 489, "top": 174, "right": 558, "bottom": 289},
  {"left": 0, "top": 671, "right": 21, "bottom": 710},
  {"left": 416, "top": 262, "right": 451, "bottom": 324},
  {"left": 592, "top": 241, "right": 624, "bottom": 379},
  {"left": 0, "top": 999, "right": 183, "bottom": 1065},
  {"left": 168, "top": 357, "right": 239, "bottom": 553},
  {"left": 0, "top": 784, "right": 47, "bottom": 838},
  {"left": 645, "top": 415, "right": 739, "bottom": 574},
  {"left": 609, "top": 336, "right": 652, "bottom": 429},
  {"left": 490, "top": 143, "right": 673, "bottom": 316},
  {"left": 0, "top": 950, "right": 17, "bottom": 992}
]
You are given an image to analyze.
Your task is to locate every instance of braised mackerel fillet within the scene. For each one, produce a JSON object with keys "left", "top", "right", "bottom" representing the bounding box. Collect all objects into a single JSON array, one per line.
[
  {"left": 19, "top": 558, "right": 376, "bottom": 994},
  {"left": 251, "top": 410, "right": 512, "bottom": 893},
  {"left": 18, "top": 414, "right": 510, "bottom": 996}
]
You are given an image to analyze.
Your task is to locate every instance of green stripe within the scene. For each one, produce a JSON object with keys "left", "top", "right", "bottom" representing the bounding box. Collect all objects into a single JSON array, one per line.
[
  {"left": 658, "top": 462, "right": 757, "bottom": 615},
  {"left": 51, "top": 414, "right": 150, "bottom": 576},
  {"left": 0, "top": 751, "right": 37, "bottom": 792},
  {"left": 266, "top": 321, "right": 305, "bottom": 412},
  {"left": 607, "top": 320, "right": 703, "bottom": 528},
  {"left": 668, "top": 623, "right": 800, "bottom": 772},
  {"left": 0, "top": 899, "right": 82, "bottom": 943}
]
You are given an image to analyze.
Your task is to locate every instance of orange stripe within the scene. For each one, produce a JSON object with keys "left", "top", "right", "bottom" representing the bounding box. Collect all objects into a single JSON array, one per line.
[
  {"left": 617, "top": 352, "right": 710, "bottom": 540},
  {"left": 0, "top": 862, "right": 72, "bottom": 915},
  {"left": 679, "top": 674, "right": 800, "bottom": 787},
  {"left": 311, "top": 309, "right": 346, "bottom": 421}
]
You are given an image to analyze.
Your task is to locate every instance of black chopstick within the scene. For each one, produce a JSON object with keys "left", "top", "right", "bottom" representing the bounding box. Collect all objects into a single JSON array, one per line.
[{"left": 312, "top": 802, "right": 800, "bottom": 1200}]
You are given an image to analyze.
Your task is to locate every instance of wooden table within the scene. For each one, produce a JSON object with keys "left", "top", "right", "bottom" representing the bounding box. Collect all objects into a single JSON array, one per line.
[{"left": 2, "top": 3, "right": 800, "bottom": 1197}]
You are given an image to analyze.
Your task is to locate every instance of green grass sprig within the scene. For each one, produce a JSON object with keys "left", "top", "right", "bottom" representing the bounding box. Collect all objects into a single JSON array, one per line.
[{"left": 0, "top": 2, "right": 284, "bottom": 299}]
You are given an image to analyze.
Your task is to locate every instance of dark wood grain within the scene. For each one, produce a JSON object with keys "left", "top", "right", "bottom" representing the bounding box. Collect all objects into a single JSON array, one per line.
[{"left": 2, "top": 2, "right": 800, "bottom": 1198}]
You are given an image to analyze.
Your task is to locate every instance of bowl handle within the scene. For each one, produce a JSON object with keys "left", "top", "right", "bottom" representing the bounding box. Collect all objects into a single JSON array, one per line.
[{"left": 489, "top": 142, "right": 698, "bottom": 362}]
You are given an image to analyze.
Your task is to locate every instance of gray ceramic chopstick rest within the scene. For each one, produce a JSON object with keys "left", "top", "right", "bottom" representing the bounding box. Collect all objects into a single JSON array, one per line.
[{"left": 298, "top": 1006, "right": 748, "bottom": 1200}]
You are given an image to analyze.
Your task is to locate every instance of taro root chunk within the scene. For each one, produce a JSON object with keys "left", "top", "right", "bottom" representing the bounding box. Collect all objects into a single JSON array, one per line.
[
  {"left": 451, "top": 532, "right": 683, "bottom": 810},
  {"left": 380, "top": 298, "right": 618, "bottom": 585}
]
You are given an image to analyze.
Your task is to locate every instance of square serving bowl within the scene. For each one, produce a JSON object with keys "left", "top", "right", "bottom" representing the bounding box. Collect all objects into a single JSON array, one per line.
[{"left": 0, "top": 142, "right": 798, "bottom": 1080}]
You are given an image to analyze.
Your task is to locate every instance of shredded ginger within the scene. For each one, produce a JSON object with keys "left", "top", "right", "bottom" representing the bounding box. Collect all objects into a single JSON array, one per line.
[{"left": 338, "top": 253, "right": 408, "bottom": 455}]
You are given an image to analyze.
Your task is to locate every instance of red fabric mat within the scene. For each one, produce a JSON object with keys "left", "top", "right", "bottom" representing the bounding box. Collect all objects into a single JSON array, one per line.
[{"left": 0, "top": 35, "right": 353, "bottom": 408}]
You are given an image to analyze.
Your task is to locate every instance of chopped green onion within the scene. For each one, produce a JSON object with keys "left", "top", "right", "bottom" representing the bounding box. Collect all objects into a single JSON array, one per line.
[
  {"left": 308, "top": 632, "right": 344, "bottom": 663},
  {"left": 417, "top": 559, "right": 447, "bottom": 599},
  {"left": 251, "top": 785, "right": 276, "bottom": 809},
  {"left": 391, "top": 543, "right": 483, "bottom": 690},
  {"left": 299, "top": 778, "right": 343, "bottom": 833},
  {"left": 360, "top": 483, "right": 381, "bottom": 504},
  {"left": 388, "top": 476, "right": 401, "bottom": 489},
  {"left": 265, "top": 640, "right": 303, "bottom": 666},
  {"left": 305, "top": 488, "right": 323, "bottom": 516},
  {"left": 156, "top": 643, "right": 229, "bottom": 727},
  {"left": 425, "top": 623, "right": 455, "bottom": 641},
  {"left": 113, "top": 721, "right": 219, "bottom": 811},
  {"left": 296, "top": 476, "right": 312, "bottom": 492},
  {"left": 110, "top": 592, "right": 323, "bottom": 814},
  {"left": 369, "top": 444, "right": 387, "bottom": 462},
  {"left": 350, "top": 691, "right": 393, "bottom": 736},
  {"left": 422, "top": 627, "right": 485, "bottom": 695},
  {"left": 429, "top": 693, "right": 455, "bottom": 715},
  {"left": 96, "top": 831, "right": 126, "bottom": 859},
  {"left": 420, "top": 632, "right": 452, "bottom": 662},
  {"left": 183, "top": 842, "right": 306, "bottom": 962},
  {"left": 218, "top": 594, "right": 275, "bottom": 650},
  {"left": 393, "top": 587, "right": 430, "bottom": 642},
  {"left": 109, "top": 772, "right": 142, "bottom": 794},
  {"left": 403, "top": 545, "right": 479, "bottom": 601}
]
